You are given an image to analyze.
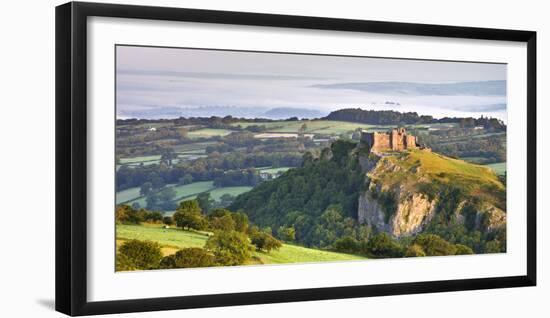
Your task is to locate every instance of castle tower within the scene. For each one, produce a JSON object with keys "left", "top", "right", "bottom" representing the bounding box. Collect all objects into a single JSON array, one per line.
[{"left": 360, "top": 127, "right": 417, "bottom": 153}]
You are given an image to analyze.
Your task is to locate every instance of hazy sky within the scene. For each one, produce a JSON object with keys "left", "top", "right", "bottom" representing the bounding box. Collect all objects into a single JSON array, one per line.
[{"left": 116, "top": 45, "right": 507, "bottom": 121}]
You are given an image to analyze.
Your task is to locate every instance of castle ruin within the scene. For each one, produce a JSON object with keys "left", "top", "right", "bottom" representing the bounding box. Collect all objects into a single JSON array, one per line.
[{"left": 361, "top": 127, "right": 417, "bottom": 153}]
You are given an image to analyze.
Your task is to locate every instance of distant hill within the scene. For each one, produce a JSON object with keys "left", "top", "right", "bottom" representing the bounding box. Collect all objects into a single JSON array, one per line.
[
  {"left": 312, "top": 80, "right": 506, "bottom": 96},
  {"left": 262, "top": 107, "right": 324, "bottom": 119},
  {"left": 118, "top": 105, "right": 324, "bottom": 120}
]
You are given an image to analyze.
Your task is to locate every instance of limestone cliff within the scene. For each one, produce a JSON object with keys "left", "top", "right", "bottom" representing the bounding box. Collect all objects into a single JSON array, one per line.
[{"left": 357, "top": 149, "right": 506, "bottom": 238}]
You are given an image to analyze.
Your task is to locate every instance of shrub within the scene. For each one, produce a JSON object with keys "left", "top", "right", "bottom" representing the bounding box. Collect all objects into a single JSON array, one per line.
[
  {"left": 454, "top": 244, "right": 474, "bottom": 255},
  {"left": 159, "top": 248, "right": 216, "bottom": 269},
  {"left": 115, "top": 253, "right": 137, "bottom": 271},
  {"left": 250, "top": 231, "right": 282, "bottom": 253},
  {"left": 366, "top": 233, "right": 403, "bottom": 258},
  {"left": 116, "top": 204, "right": 141, "bottom": 224},
  {"left": 162, "top": 216, "right": 173, "bottom": 226},
  {"left": 118, "top": 239, "right": 162, "bottom": 270},
  {"left": 413, "top": 234, "right": 457, "bottom": 256},
  {"left": 145, "top": 211, "right": 163, "bottom": 223},
  {"left": 405, "top": 244, "right": 426, "bottom": 257},
  {"left": 333, "top": 235, "right": 359, "bottom": 253},
  {"left": 484, "top": 240, "right": 503, "bottom": 253}
]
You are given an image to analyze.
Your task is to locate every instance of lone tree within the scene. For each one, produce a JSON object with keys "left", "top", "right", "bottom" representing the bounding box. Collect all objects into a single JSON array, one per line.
[
  {"left": 249, "top": 229, "right": 282, "bottom": 253},
  {"left": 366, "top": 232, "right": 404, "bottom": 258},
  {"left": 160, "top": 148, "right": 177, "bottom": 166},
  {"left": 173, "top": 200, "right": 206, "bottom": 230}
]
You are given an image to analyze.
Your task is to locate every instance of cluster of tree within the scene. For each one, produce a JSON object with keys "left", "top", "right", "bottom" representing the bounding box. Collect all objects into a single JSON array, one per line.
[
  {"left": 117, "top": 115, "right": 274, "bottom": 128},
  {"left": 457, "top": 116, "right": 506, "bottom": 131},
  {"left": 331, "top": 231, "right": 475, "bottom": 258},
  {"left": 417, "top": 129, "right": 506, "bottom": 163},
  {"left": 324, "top": 108, "right": 506, "bottom": 131},
  {"left": 116, "top": 200, "right": 284, "bottom": 271},
  {"left": 230, "top": 140, "right": 366, "bottom": 248},
  {"left": 213, "top": 169, "right": 262, "bottom": 187},
  {"left": 116, "top": 205, "right": 163, "bottom": 224},
  {"left": 325, "top": 109, "right": 435, "bottom": 125}
]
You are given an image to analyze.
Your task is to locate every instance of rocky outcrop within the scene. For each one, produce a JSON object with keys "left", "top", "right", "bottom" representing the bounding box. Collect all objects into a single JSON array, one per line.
[
  {"left": 358, "top": 191, "right": 388, "bottom": 232},
  {"left": 391, "top": 193, "right": 437, "bottom": 237},
  {"left": 477, "top": 203, "right": 506, "bottom": 231},
  {"left": 358, "top": 190, "right": 436, "bottom": 237},
  {"left": 356, "top": 151, "right": 505, "bottom": 238}
]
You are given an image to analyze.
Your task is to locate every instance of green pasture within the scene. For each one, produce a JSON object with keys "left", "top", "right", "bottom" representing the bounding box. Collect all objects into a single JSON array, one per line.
[
  {"left": 208, "top": 186, "right": 253, "bottom": 200},
  {"left": 485, "top": 162, "right": 506, "bottom": 176},
  {"left": 116, "top": 224, "right": 367, "bottom": 264},
  {"left": 171, "top": 181, "right": 215, "bottom": 201},
  {"left": 258, "top": 167, "right": 292, "bottom": 175},
  {"left": 118, "top": 182, "right": 254, "bottom": 209},
  {"left": 116, "top": 187, "right": 142, "bottom": 204},
  {"left": 119, "top": 155, "right": 161, "bottom": 165},
  {"left": 187, "top": 128, "right": 233, "bottom": 139},
  {"left": 232, "top": 120, "right": 457, "bottom": 136}
]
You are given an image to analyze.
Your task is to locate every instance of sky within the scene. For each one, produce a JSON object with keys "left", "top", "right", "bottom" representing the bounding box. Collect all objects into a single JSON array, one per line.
[{"left": 116, "top": 45, "right": 507, "bottom": 121}]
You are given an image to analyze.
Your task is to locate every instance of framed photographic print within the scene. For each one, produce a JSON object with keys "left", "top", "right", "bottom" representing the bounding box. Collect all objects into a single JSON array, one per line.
[{"left": 55, "top": 1, "right": 536, "bottom": 316}]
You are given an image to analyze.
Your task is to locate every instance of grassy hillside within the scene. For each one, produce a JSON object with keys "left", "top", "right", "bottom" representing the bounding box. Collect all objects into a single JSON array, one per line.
[
  {"left": 374, "top": 149, "right": 505, "bottom": 209},
  {"left": 116, "top": 224, "right": 366, "bottom": 265},
  {"left": 382, "top": 149, "right": 503, "bottom": 187}
]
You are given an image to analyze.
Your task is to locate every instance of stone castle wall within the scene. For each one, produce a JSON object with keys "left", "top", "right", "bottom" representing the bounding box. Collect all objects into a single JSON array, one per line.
[{"left": 361, "top": 128, "right": 417, "bottom": 153}]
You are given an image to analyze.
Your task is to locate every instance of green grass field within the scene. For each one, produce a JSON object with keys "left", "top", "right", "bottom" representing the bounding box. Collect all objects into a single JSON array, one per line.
[
  {"left": 172, "top": 141, "right": 216, "bottom": 153},
  {"left": 119, "top": 182, "right": 213, "bottom": 207},
  {"left": 171, "top": 181, "right": 215, "bottom": 201},
  {"left": 232, "top": 120, "right": 456, "bottom": 136},
  {"left": 485, "top": 162, "right": 506, "bottom": 176},
  {"left": 233, "top": 120, "right": 380, "bottom": 135},
  {"left": 116, "top": 224, "right": 366, "bottom": 265},
  {"left": 118, "top": 182, "right": 253, "bottom": 209},
  {"left": 187, "top": 128, "right": 233, "bottom": 139},
  {"left": 119, "top": 155, "right": 162, "bottom": 165},
  {"left": 258, "top": 167, "right": 292, "bottom": 175},
  {"left": 460, "top": 156, "right": 489, "bottom": 164},
  {"left": 208, "top": 186, "right": 253, "bottom": 200},
  {"left": 116, "top": 187, "right": 142, "bottom": 204}
]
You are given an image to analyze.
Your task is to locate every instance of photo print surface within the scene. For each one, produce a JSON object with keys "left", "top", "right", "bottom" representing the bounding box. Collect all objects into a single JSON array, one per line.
[{"left": 115, "top": 45, "right": 507, "bottom": 272}]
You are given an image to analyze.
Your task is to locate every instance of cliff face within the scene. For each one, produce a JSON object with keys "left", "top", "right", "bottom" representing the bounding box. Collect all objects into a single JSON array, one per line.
[
  {"left": 357, "top": 150, "right": 506, "bottom": 238},
  {"left": 358, "top": 177, "right": 437, "bottom": 237}
]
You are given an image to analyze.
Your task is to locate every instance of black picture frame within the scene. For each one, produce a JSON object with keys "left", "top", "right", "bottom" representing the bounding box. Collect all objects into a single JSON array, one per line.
[{"left": 55, "top": 1, "right": 537, "bottom": 316}]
